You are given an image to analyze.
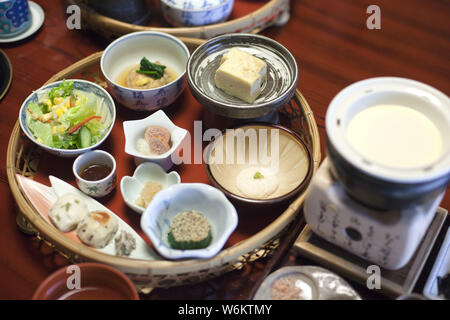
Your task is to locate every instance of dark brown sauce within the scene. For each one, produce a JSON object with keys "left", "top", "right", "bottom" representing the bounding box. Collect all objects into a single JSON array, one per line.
[{"left": 79, "top": 164, "right": 111, "bottom": 181}]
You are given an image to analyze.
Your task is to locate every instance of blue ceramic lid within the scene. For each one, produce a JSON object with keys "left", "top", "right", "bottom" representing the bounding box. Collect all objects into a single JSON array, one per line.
[{"left": 160, "top": 0, "right": 228, "bottom": 11}]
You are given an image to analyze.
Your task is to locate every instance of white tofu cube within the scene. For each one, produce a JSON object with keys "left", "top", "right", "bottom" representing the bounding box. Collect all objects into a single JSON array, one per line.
[{"left": 214, "top": 48, "right": 267, "bottom": 104}]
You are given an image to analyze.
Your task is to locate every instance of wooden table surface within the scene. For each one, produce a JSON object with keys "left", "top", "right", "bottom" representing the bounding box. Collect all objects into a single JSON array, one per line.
[{"left": 0, "top": 0, "right": 448, "bottom": 300}]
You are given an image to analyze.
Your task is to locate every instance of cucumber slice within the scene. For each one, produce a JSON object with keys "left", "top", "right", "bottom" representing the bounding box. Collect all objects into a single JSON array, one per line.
[
  {"left": 79, "top": 125, "right": 92, "bottom": 148},
  {"left": 168, "top": 230, "right": 212, "bottom": 250}
]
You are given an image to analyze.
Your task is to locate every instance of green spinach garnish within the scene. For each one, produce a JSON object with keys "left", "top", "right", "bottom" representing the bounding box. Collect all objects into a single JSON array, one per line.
[{"left": 136, "top": 57, "right": 166, "bottom": 79}]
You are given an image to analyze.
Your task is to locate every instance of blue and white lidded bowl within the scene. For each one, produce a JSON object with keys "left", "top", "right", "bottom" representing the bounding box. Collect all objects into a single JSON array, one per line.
[{"left": 159, "top": 0, "right": 234, "bottom": 27}]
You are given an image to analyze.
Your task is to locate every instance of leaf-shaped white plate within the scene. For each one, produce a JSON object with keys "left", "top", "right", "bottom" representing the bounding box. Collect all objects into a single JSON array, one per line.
[{"left": 17, "top": 174, "right": 161, "bottom": 260}]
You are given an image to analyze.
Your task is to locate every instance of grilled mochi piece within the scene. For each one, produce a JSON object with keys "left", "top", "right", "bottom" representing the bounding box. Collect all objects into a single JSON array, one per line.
[
  {"left": 214, "top": 47, "right": 267, "bottom": 104},
  {"left": 76, "top": 211, "right": 119, "bottom": 248},
  {"left": 168, "top": 210, "right": 212, "bottom": 250},
  {"left": 48, "top": 193, "right": 88, "bottom": 232}
]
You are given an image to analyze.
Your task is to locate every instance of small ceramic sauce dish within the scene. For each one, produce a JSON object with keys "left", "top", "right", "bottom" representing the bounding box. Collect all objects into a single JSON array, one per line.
[
  {"left": 120, "top": 162, "right": 181, "bottom": 214},
  {"left": 140, "top": 183, "right": 238, "bottom": 260},
  {"left": 123, "top": 109, "right": 188, "bottom": 170},
  {"left": 73, "top": 150, "right": 117, "bottom": 197}
]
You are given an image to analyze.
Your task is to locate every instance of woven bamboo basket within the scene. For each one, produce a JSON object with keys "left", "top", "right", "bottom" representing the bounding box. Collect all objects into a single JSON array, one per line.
[
  {"left": 7, "top": 44, "right": 321, "bottom": 289},
  {"left": 68, "top": 0, "right": 290, "bottom": 40}
]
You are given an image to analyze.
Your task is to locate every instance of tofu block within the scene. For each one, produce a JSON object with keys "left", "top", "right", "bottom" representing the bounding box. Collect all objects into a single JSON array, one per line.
[{"left": 214, "top": 48, "right": 267, "bottom": 104}]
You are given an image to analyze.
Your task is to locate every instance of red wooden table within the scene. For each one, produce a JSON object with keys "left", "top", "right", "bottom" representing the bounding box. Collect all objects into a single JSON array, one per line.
[{"left": 0, "top": 0, "right": 448, "bottom": 299}]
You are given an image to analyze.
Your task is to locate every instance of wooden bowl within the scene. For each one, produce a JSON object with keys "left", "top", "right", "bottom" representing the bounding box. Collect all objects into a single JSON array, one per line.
[
  {"left": 32, "top": 262, "right": 139, "bottom": 300},
  {"left": 205, "top": 124, "right": 313, "bottom": 205}
]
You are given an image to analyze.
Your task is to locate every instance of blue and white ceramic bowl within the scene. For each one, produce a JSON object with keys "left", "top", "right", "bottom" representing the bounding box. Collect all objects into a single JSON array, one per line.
[
  {"left": 19, "top": 79, "right": 116, "bottom": 157},
  {"left": 101, "top": 31, "right": 190, "bottom": 112},
  {"left": 0, "top": 0, "right": 31, "bottom": 38},
  {"left": 160, "top": 0, "right": 234, "bottom": 27},
  {"left": 140, "top": 183, "right": 238, "bottom": 260}
]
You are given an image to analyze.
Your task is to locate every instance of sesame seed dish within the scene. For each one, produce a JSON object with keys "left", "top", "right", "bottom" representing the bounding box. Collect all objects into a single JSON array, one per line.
[
  {"left": 140, "top": 183, "right": 238, "bottom": 260},
  {"left": 168, "top": 210, "right": 212, "bottom": 250}
]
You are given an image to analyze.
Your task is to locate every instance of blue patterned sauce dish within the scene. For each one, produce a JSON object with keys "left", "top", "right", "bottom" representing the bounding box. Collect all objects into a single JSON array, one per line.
[
  {"left": 100, "top": 31, "right": 190, "bottom": 112},
  {"left": 73, "top": 150, "right": 117, "bottom": 198},
  {"left": 140, "top": 183, "right": 238, "bottom": 260},
  {"left": 0, "top": 0, "right": 31, "bottom": 38},
  {"left": 160, "top": 0, "right": 234, "bottom": 27}
]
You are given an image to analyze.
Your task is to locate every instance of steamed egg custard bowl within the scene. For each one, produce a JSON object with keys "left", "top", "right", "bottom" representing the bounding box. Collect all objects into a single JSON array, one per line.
[
  {"left": 205, "top": 124, "right": 312, "bottom": 204},
  {"left": 326, "top": 77, "right": 450, "bottom": 209}
]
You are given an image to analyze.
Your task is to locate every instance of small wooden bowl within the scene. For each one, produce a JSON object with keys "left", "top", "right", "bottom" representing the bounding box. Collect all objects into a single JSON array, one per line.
[
  {"left": 32, "top": 262, "right": 139, "bottom": 300},
  {"left": 205, "top": 123, "right": 313, "bottom": 205}
]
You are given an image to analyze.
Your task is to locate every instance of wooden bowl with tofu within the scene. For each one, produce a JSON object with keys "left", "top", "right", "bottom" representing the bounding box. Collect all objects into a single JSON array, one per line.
[{"left": 187, "top": 33, "right": 299, "bottom": 120}]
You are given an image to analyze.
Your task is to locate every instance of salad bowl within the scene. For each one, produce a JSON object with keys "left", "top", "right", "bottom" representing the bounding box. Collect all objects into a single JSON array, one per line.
[{"left": 19, "top": 79, "right": 116, "bottom": 157}]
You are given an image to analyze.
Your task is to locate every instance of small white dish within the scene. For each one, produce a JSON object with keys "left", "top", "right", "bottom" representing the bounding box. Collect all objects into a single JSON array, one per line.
[
  {"left": 123, "top": 109, "right": 188, "bottom": 170},
  {"left": 160, "top": 0, "right": 234, "bottom": 27},
  {"left": 73, "top": 150, "right": 117, "bottom": 198},
  {"left": 0, "top": 1, "right": 44, "bottom": 44},
  {"left": 140, "top": 183, "right": 238, "bottom": 260},
  {"left": 120, "top": 162, "right": 181, "bottom": 214},
  {"left": 423, "top": 227, "right": 450, "bottom": 300},
  {"left": 101, "top": 31, "right": 190, "bottom": 111}
]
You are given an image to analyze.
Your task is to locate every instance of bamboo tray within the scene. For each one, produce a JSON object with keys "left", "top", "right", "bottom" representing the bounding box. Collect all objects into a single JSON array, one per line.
[
  {"left": 7, "top": 46, "right": 320, "bottom": 289},
  {"left": 68, "top": 0, "right": 291, "bottom": 40}
]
